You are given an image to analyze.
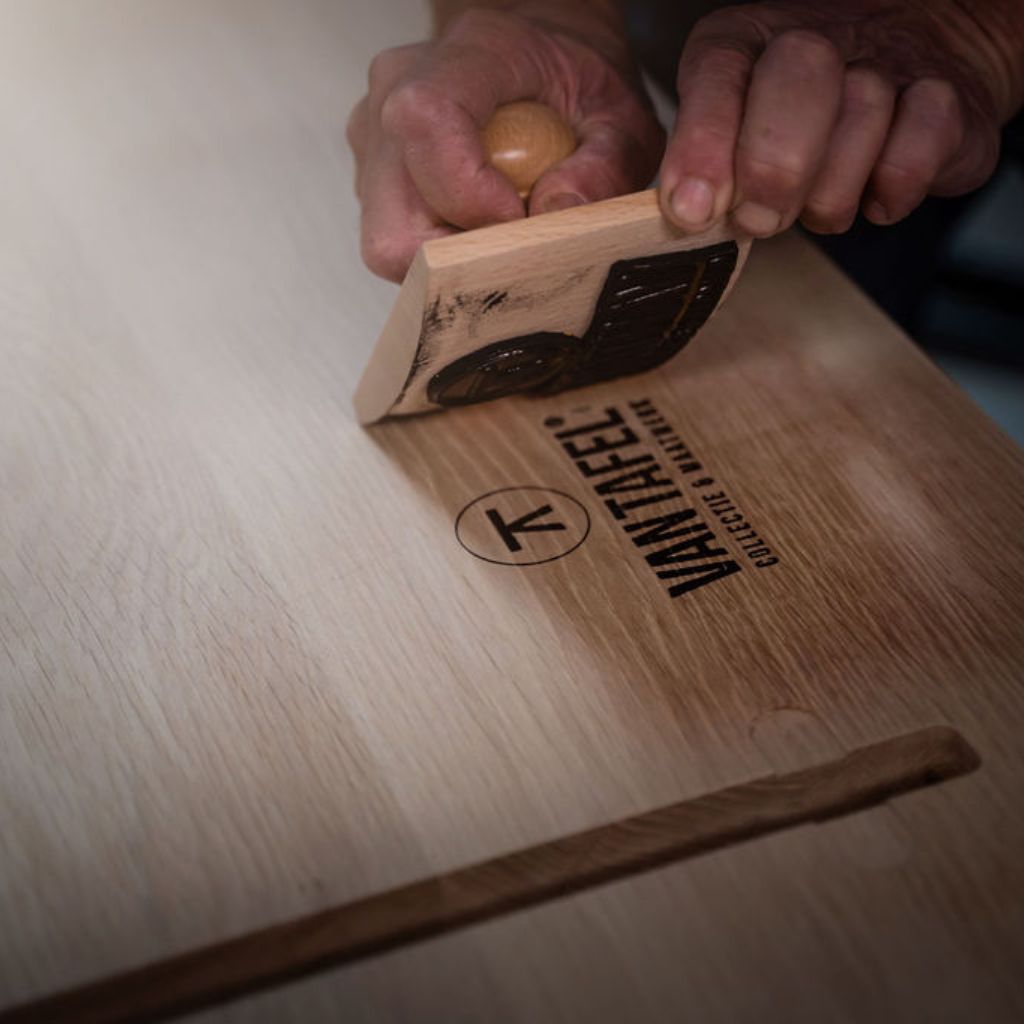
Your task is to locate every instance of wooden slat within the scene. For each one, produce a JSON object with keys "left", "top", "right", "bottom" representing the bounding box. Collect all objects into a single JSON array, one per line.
[{"left": 1, "top": 727, "right": 978, "bottom": 1024}]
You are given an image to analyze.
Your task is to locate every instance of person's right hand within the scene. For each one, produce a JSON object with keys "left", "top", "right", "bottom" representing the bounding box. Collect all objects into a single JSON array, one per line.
[{"left": 347, "top": 6, "right": 664, "bottom": 281}]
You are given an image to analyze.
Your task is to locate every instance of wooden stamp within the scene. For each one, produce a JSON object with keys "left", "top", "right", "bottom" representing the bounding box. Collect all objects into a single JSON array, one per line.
[{"left": 354, "top": 104, "right": 751, "bottom": 423}]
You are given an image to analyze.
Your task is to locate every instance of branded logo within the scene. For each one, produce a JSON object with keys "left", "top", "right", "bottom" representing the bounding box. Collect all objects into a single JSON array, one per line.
[
  {"left": 455, "top": 487, "right": 591, "bottom": 566},
  {"left": 545, "top": 400, "right": 779, "bottom": 599}
]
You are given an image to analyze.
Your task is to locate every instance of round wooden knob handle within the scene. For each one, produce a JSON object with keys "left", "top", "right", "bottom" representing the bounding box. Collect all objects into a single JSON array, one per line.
[{"left": 482, "top": 102, "right": 576, "bottom": 200}]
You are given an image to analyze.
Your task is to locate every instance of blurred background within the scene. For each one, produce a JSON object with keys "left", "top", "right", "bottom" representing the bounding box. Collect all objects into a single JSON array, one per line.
[
  {"left": 630, "top": 0, "right": 1024, "bottom": 446},
  {"left": 812, "top": 129, "right": 1024, "bottom": 447}
]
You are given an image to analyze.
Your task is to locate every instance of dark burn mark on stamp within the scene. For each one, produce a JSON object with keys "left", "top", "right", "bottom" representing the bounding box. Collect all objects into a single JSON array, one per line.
[
  {"left": 428, "top": 242, "right": 738, "bottom": 408},
  {"left": 424, "top": 332, "right": 577, "bottom": 407},
  {"left": 423, "top": 289, "right": 509, "bottom": 340},
  {"left": 423, "top": 296, "right": 449, "bottom": 335},
  {"left": 401, "top": 297, "right": 446, "bottom": 397},
  {"left": 395, "top": 294, "right": 468, "bottom": 407},
  {"left": 413, "top": 290, "right": 509, "bottom": 363},
  {"left": 482, "top": 290, "right": 508, "bottom": 312},
  {"left": 396, "top": 274, "right": 588, "bottom": 408}
]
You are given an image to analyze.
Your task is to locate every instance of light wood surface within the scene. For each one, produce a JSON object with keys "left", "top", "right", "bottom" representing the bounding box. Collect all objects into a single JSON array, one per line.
[
  {"left": 7, "top": 727, "right": 978, "bottom": 1023},
  {"left": 2, "top": 2, "right": 1024, "bottom": 1023}
]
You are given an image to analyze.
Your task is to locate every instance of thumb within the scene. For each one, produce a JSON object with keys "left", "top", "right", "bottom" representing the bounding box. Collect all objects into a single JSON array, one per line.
[{"left": 528, "top": 115, "right": 664, "bottom": 215}]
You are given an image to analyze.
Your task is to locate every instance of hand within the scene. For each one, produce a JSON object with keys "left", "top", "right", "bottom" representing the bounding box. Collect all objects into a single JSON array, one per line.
[
  {"left": 659, "top": 0, "right": 1013, "bottom": 239},
  {"left": 347, "top": 5, "right": 664, "bottom": 280}
]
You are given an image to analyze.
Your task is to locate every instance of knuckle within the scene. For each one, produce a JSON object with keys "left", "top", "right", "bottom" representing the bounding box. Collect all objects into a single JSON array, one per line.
[
  {"left": 871, "top": 159, "right": 930, "bottom": 205},
  {"left": 693, "top": 8, "right": 760, "bottom": 49},
  {"left": 909, "top": 77, "right": 960, "bottom": 120},
  {"left": 770, "top": 29, "right": 841, "bottom": 72},
  {"left": 676, "top": 121, "right": 739, "bottom": 164},
  {"left": 801, "top": 198, "right": 856, "bottom": 234},
  {"left": 379, "top": 82, "right": 441, "bottom": 138},
  {"left": 361, "top": 229, "right": 412, "bottom": 282},
  {"left": 696, "top": 8, "right": 740, "bottom": 32},
  {"left": 445, "top": 7, "right": 515, "bottom": 42},
  {"left": 737, "top": 149, "right": 808, "bottom": 192},
  {"left": 842, "top": 67, "right": 893, "bottom": 118},
  {"left": 907, "top": 77, "right": 965, "bottom": 149},
  {"left": 873, "top": 159, "right": 921, "bottom": 189},
  {"left": 367, "top": 48, "right": 412, "bottom": 92},
  {"left": 664, "top": 128, "right": 732, "bottom": 196},
  {"left": 688, "top": 43, "right": 752, "bottom": 89}
]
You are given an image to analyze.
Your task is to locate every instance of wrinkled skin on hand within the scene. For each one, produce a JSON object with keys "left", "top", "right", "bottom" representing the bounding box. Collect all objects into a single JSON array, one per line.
[
  {"left": 659, "top": 0, "right": 1008, "bottom": 238},
  {"left": 348, "top": 0, "right": 1016, "bottom": 280},
  {"left": 346, "top": 8, "right": 664, "bottom": 281}
]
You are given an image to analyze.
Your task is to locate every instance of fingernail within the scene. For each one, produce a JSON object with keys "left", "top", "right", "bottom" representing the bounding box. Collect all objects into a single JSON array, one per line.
[
  {"left": 539, "top": 192, "right": 586, "bottom": 213},
  {"left": 669, "top": 177, "right": 714, "bottom": 226},
  {"left": 733, "top": 202, "right": 782, "bottom": 237},
  {"left": 864, "top": 199, "right": 890, "bottom": 224}
]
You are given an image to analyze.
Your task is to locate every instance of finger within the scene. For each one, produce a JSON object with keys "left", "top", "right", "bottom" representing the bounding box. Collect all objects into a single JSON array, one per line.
[
  {"left": 529, "top": 113, "right": 664, "bottom": 215},
  {"left": 932, "top": 105, "right": 999, "bottom": 196},
  {"left": 732, "top": 29, "right": 845, "bottom": 237},
  {"left": 864, "top": 77, "right": 964, "bottom": 225},
  {"left": 380, "top": 42, "right": 535, "bottom": 229},
  {"left": 800, "top": 66, "right": 895, "bottom": 234},
  {"left": 366, "top": 44, "right": 425, "bottom": 105},
  {"left": 660, "top": 27, "right": 760, "bottom": 231},
  {"left": 385, "top": 85, "right": 525, "bottom": 229},
  {"left": 360, "top": 136, "right": 456, "bottom": 282}
]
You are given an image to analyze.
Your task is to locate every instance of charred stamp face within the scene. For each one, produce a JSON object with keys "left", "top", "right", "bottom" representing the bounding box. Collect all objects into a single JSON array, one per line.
[
  {"left": 427, "top": 332, "right": 574, "bottom": 406},
  {"left": 354, "top": 191, "right": 750, "bottom": 424},
  {"left": 427, "top": 242, "right": 738, "bottom": 408}
]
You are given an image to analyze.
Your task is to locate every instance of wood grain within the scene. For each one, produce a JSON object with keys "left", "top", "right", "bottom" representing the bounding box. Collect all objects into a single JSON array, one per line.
[
  {"left": 0, "top": 727, "right": 978, "bottom": 1024},
  {"left": 2, "top": 2, "right": 1024, "bottom": 1023}
]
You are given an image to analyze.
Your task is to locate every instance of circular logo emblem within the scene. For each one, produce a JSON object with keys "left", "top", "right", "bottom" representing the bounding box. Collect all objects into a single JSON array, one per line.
[
  {"left": 428, "top": 332, "right": 575, "bottom": 407},
  {"left": 455, "top": 486, "right": 591, "bottom": 566}
]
